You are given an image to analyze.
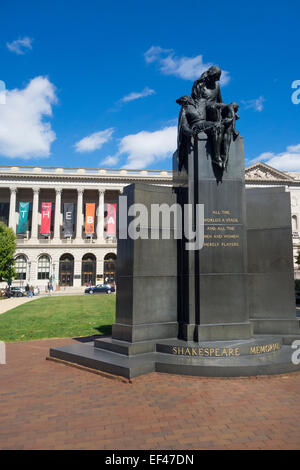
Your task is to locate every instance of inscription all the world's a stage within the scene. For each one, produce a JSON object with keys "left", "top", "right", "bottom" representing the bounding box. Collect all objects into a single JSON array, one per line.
[{"left": 203, "top": 209, "right": 241, "bottom": 248}]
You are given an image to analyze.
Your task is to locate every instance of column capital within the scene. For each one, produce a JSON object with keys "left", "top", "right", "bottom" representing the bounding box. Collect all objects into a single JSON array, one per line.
[
  {"left": 10, "top": 186, "right": 18, "bottom": 194},
  {"left": 77, "top": 188, "right": 84, "bottom": 195},
  {"left": 33, "top": 187, "right": 40, "bottom": 195},
  {"left": 98, "top": 188, "right": 106, "bottom": 195},
  {"left": 55, "top": 187, "right": 63, "bottom": 195},
  {"left": 119, "top": 187, "right": 124, "bottom": 194}
]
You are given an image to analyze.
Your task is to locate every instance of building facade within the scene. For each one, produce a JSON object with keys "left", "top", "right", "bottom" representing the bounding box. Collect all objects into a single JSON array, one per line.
[
  {"left": 0, "top": 161, "right": 299, "bottom": 289},
  {"left": 0, "top": 165, "right": 171, "bottom": 290}
]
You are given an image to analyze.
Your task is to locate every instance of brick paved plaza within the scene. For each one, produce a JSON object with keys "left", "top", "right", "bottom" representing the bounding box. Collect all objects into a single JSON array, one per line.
[{"left": 0, "top": 338, "right": 300, "bottom": 450}]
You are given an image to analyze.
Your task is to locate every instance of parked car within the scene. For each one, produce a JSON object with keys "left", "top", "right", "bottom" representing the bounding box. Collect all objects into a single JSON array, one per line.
[
  {"left": 85, "top": 284, "right": 115, "bottom": 295},
  {"left": 5, "top": 287, "right": 25, "bottom": 298}
]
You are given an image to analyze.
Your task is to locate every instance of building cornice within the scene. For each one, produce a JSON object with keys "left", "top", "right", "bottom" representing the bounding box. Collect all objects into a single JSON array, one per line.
[
  {"left": 1, "top": 163, "right": 300, "bottom": 187},
  {"left": 0, "top": 165, "right": 172, "bottom": 185}
]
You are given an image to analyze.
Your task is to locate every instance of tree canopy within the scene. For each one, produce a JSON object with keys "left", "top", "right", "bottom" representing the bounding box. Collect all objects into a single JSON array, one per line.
[{"left": 0, "top": 222, "right": 17, "bottom": 283}]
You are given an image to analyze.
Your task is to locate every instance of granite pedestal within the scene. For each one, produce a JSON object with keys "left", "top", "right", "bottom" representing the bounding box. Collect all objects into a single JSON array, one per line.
[{"left": 50, "top": 147, "right": 300, "bottom": 377}]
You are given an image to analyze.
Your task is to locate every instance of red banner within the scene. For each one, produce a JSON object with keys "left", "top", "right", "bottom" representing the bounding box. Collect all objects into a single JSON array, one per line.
[
  {"left": 106, "top": 203, "right": 116, "bottom": 235},
  {"left": 40, "top": 202, "right": 52, "bottom": 235},
  {"left": 85, "top": 203, "right": 95, "bottom": 234}
]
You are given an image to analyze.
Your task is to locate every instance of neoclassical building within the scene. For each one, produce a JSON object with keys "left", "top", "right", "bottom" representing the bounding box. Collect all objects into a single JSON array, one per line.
[
  {"left": 0, "top": 165, "right": 171, "bottom": 289},
  {"left": 0, "top": 161, "right": 299, "bottom": 289}
]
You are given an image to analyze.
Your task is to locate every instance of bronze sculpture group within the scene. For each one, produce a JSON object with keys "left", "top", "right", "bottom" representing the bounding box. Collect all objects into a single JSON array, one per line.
[{"left": 177, "top": 65, "right": 239, "bottom": 172}]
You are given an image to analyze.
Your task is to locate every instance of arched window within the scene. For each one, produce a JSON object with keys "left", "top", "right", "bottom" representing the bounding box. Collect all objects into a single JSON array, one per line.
[
  {"left": 15, "top": 255, "right": 27, "bottom": 280},
  {"left": 103, "top": 253, "right": 117, "bottom": 285},
  {"left": 59, "top": 253, "right": 74, "bottom": 286},
  {"left": 81, "top": 253, "right": 96, "bottom": 286},
  {"left": 38, "top": 255, "right": 50, "bottom": 280}
]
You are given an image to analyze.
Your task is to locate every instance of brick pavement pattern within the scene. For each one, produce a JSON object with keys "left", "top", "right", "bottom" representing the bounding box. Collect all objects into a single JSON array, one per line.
[{"left": 0, "top": 338, "right": 300, "bottom": 450}]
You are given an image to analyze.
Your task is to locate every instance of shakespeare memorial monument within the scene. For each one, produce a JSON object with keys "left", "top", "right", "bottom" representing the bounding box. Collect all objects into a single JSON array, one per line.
[{"left": 50, "top": 66, "right": 300, "bottom": 378}]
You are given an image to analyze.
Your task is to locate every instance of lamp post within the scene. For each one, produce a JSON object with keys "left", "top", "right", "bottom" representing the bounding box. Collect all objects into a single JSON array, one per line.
[
  {"left": 28, "top": 262, "right": 31, "bottom": 285},
  {"left": 51, "top": 263, "right": 56, "bottom": 287}
]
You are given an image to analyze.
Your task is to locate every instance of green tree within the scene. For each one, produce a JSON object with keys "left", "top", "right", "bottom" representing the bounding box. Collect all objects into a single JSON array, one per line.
[{"left": 0, "top": 222, "right": 17, "bottom": 283}]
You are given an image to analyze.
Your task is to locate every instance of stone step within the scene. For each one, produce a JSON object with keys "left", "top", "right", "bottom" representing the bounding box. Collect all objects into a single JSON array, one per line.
[
  {"left": 49, "top": 342, "right": 155, "bottom": 379},
  {"left": 154, "top": 346, "right": 300, "bottom": 377},
  {"left": 49, "top": 340, "right": 300, "bottom": 379},
  {"left": 94, "top": 337, "right": 155, "bottom": 355}
]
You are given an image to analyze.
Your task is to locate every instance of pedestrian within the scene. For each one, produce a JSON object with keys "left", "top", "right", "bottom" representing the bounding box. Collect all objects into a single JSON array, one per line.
[
  {"left": 48, "top": 283, "right": 53, "bottom": 296},
  {"left": 25, "top": 283, "right": 30, "bottom": 297}
]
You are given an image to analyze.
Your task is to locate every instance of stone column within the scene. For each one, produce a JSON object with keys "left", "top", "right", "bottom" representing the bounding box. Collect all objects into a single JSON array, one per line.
[
  {"left": 73, "top": 259, "right": 82, "bottom": 288},
  {"left": 54, "top": 188, "right": 62, "bottom": 240},
  {"left": 31, "top": 187, "right": 40, "bottom": 240},
  {"left": 76, "top": 188, "right": 84, "bottom": 241},
  {"left": 9, "top": 186, "right": 17, "bottom": 232},
  {"left": 97, "top": 189, "right": 105, "bottom": 241}
]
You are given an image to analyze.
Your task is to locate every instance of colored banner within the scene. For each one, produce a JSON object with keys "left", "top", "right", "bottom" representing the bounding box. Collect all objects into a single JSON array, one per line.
[
  {"left": 85, "top": 203, "right": 95, "bottom": 235},
  {"left": 63, "top": 203, "right": 74, "bottom": 237},
  {"left": 106, "top": 203, "right": 117, "bottom": 235},
  {"left": 40, "top": 202, "right": 52, "bottom": 235},
  {"left": 17, "top": 202, "right": 30, "bottom": 234}
]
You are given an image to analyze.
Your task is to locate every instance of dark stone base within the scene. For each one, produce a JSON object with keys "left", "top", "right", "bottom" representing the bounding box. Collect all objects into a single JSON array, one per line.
[
  {"left": 112, "top": 321, "right": 178, "bottom": 342},
  {"left": 182, "top": 322, "right": 253, "bottom": 341},
  {"left": 251, "top": 318, "right": 300, "bottom": 336},
  {"left": 49, "top": 334, "right": 300, "bottom": 379}
]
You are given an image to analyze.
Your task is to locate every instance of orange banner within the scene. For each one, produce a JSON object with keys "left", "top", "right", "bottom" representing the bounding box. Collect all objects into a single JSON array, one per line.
[{"left": 85, "top": 203, "right": 95, "bottom": 235}]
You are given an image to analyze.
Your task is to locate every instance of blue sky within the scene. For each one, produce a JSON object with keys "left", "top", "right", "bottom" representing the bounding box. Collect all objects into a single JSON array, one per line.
[{"left": 0, "top": 0, "right": 300, "bottom": 171}]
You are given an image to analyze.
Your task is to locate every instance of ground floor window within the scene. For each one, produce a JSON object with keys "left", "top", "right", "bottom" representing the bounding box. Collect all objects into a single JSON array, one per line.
[
  {"left": 38, "top": 255, "right": 50, "bottom": 280},
  {"left": 103, "top": 253, "right": 116, "bottom": 285},
  {"left": 59, "top": 253, "right": 74, "bottom": 286},
  {"left": 82, "top": 253, "right": 96, "bottom": 286},
  {"left": 15, "top": 255, "right": 27, "bottom": 280}
]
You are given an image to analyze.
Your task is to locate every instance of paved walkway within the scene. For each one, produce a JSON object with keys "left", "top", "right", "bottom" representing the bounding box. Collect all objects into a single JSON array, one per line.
[
  {"left": 0, "top": 296, "right": 38, "bottom": 315},
  {"left": 0, "top": 338, "right": 300, "bottom": 449}
]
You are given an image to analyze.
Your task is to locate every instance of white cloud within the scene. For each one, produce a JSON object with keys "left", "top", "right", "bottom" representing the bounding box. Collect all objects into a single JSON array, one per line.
[
  {"left": 101, "top": 154, "right": 119, "bottom": 167},
  {"left": 0, "top": 76, "right": 57, "bottom": 159},
  {"left": 144, "top": 46, "right": 230, "bottom": 85},
  {"left": 6, "top": 37, "right": 33, "bottom": 55},
  {"left": 251, "top": 144, "right": 300, "bottom": 171},
  {"left": 242, "top": 96, "right": 265, "bottom": 112},
  {"left": 120, "top": 87, "right": 155, "bottom": 103},
  {"left": 100, "top": 126, "right": 177, "bottom": 169},
  {"left": 119, "top": 126, "right": 177, "bottom": 169},
  {"left": 74, "top": 128, "right": 114, "bottom": 153},
  {"left": 144, "top": 46, "right": 173, "bottom": 64}
]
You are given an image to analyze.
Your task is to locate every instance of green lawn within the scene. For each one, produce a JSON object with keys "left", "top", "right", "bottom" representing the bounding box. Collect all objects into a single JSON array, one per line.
[{"left": 0, "top": 295, "right": 116, "bottom": 342}]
